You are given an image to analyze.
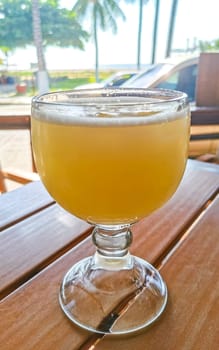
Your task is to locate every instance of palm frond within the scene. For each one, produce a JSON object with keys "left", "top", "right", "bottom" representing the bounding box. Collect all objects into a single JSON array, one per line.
[
  {"left": 95, "top": 3, "right": 106, "bottom": 30},
  {"left": 89, "top": 0, "right": 126, "bottom": 33},
  {"left": 72, "top": 0, "right": 91, "bottom": 19},
  {"left": 105, "top": 0, "right": 126, "bottom": 21}
]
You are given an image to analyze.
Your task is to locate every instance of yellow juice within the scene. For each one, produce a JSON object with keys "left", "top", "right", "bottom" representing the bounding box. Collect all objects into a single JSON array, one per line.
[{"left": 31, "top": 112, "right": 190, "bottom": 225}]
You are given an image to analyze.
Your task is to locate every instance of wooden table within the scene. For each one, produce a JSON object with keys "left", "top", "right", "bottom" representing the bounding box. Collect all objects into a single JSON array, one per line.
[{"left": 0, "top": 159, "right": 219, "bottom": 350}]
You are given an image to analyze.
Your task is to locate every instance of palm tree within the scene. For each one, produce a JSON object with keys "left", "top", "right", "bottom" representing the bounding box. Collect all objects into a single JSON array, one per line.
[
  {"left": 151, "top": 0, "right": 160, "bottom": 64},
  {"left": 72, "top": 0, "right": 126, "bottom": 82},
  {"left": 32, "top": 0, "right": 49, "bottom": 94},
  {"left": 125, "top": 0, "right": 149, "bottom": 70},
  {"left": 165, "top": 0, "right": 179, "bottom": 58}
]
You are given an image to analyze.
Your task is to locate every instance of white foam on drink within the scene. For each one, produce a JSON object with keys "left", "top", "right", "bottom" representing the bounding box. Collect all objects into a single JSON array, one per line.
[{"left": 32, "top": 92, "right": 189, "bottom": 126}]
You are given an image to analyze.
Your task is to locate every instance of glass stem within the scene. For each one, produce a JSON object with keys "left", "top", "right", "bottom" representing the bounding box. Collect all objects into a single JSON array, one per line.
[{"left": 92, "top": 225, "right": 133, "bottom": 270}]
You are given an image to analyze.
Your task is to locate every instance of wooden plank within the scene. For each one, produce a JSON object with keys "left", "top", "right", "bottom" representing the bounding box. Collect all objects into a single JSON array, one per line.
[
  {"left": 131, "top": 161, "right": 219, "bottom": 265},
  {"left": 0, "top": 181, "right": 54, "bottom": 230},
  {"left": 0, "top": 238, "right": 95, "bottom": 350},
  {"left": 0, "top": 115, "right": 30, "bottom": 129},
  {"left": 190, "top": 108, "right": 219, "bottom": 154},
  {"left": 191, "top": 125, "right": 219, "bottom": 136},
  {"left": 190, "top": 133, "right": 219, "bottom": 141},
  {"left": 1, "top": 107, "right": 219, "bottom": 128},
  {"left": 0, "top": 168, "right": 7, "bottom": 193},
  {"left": 0, "top": 204, "right": 91, "bottom": 299},
  {"left": 191, "top": 106, "right": 219, "bottom": 125},
  {"left": 1, "top": 168, "right": 39, "bottom": 184},
  {"left": 0, "top": 163, "right": 218, "bottom": 349},
  {"left": 189, "top": 139, "right": 219, "bottom": 158},
  {"left": 95, "top": 197, "right": 219, "bottom": 350}
]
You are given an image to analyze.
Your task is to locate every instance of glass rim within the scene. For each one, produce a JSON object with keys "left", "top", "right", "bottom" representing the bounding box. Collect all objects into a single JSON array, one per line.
[{"left": 32, "top": 87, "right": 188, "bottom": 107}]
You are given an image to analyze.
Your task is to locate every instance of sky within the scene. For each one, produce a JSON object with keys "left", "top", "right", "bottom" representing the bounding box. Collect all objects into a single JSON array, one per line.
[{"left": 6, "top": 0, "right": 219, "bottom": 70}]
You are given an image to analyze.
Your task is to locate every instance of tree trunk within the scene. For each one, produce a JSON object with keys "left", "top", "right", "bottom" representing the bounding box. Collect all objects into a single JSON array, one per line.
[
  {"left": 151, "top": 0, "right": 160, "bottom": 64},
  {"left": 32, "top": 0, "right": 49, "bottom": 94},
  {"left": 165, "top": 0, "right": 179, "bottom": 58},
  {"left": 93, "top": 9, "right": 99, "bottom": 82},
  {"left": 137, "top": 0, "right": 143, "bottom": 70}
]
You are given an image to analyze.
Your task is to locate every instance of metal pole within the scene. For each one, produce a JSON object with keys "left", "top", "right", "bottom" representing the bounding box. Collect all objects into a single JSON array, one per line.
[{"left": 151, "top": 0, "right": 160, "bottom": 64}]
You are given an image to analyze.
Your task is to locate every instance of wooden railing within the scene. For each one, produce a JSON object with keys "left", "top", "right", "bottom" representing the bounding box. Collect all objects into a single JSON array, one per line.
[
  {"left": 0, "top": 115, "right": 30, "bottom": 130},
  {"left": 190, "top": 107, "right": 219, "bottom": 141},
  {"left": 0, "top": 109, "right": 219, "bottom": 165}
]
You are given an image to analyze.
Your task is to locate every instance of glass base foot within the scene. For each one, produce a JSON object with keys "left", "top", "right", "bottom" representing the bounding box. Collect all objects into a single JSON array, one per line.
[{"left": 59, "top": 256, "right": 167, "bottom": 335}]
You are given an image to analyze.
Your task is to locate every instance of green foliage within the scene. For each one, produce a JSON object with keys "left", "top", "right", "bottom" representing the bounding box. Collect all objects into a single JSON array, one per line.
[
  {"left": 72, "top": 0, "right": 126, "bottom": 81},
  {"left": 0, "top": 0, "right": 32, "bottom": 50},
  {"left": 40, "top": 3, "right": 89, "bottom": 49},
  {"left": 0, "top": 0, "right": 89, "bottom": 53},
  {"left": 199, "top": 39, "right": 219, "bottom": 52},
  {"left": 73, "top": 0, "right": 126, "bottom": 34},
  {"left": 50, "top": 77, "right": 88, "bottom": 91},
  {"left": 8, "top": 69, "right": 115, "bottom": 94}
]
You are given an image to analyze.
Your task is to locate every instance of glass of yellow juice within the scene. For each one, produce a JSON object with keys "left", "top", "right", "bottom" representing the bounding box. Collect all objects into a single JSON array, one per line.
[{"left": 31, "top": 88, "right": 190, "bottom": 335}]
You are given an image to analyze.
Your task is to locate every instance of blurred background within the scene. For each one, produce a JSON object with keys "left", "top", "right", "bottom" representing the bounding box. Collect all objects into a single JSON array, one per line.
[
  {"left": 0, "top": 0, "right": 219, "bottom": 191},
  {"left": 1, "top": 0, "right": 219, "bottom": 95}
]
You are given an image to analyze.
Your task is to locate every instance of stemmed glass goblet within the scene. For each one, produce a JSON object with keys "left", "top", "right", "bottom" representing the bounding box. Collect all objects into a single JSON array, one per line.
[{"left": 31, "top": 88, "right": 190, "bottom": 334}]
